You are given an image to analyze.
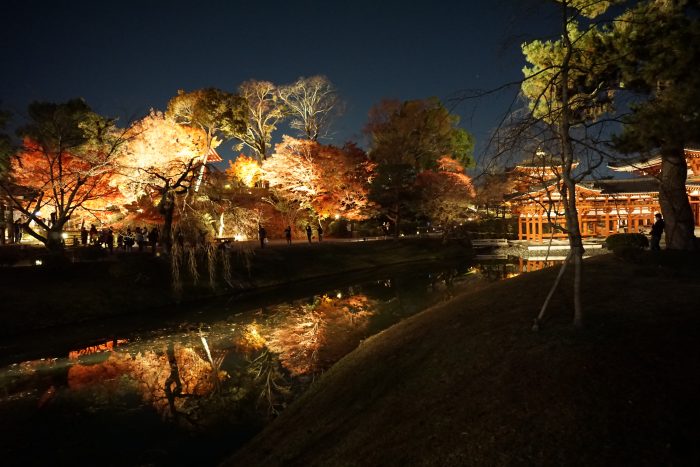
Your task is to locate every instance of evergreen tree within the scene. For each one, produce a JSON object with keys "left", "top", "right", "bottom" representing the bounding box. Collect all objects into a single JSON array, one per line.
[{"left": 610, "top": 0, "right": 700, "bottom": 250}]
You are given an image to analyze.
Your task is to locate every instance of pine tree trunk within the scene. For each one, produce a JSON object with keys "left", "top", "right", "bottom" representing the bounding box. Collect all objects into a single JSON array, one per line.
[{"left": 659, "top": 147, "right": 696, "bottom": 250}]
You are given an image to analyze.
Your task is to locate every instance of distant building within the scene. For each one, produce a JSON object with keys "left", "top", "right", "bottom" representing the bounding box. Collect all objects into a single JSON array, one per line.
[{"left": 506, "top": 149, "right": 700, "bottom": 241}]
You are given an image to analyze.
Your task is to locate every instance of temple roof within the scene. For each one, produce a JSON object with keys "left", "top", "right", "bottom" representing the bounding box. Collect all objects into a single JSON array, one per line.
[
  {"left": 206, "top": 147, "right": 223, "bottom": 163},
  {"left": 609, "top": 148, "right": 700, "bottom": 172},
  {"left": 589, "top": 178, "right": 660, "bottom": 194}
]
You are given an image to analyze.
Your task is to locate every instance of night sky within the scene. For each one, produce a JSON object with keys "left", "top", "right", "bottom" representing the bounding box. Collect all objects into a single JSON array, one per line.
[{"left": 1, "top": 0, "right": 558, "bottom": 165}]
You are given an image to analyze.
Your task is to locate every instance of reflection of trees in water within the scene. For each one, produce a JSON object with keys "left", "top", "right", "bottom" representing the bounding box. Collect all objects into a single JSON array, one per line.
[
  {"left": 19, "top": 270, "right": 472, "bottom": 431},
  {"left": 66, "top": 341, "right": 224, "bottom": 427},
  {"left": 264, "top": 294, "right": 375, "bottom": 377},
  {"left": 247, "top": 349, "right": 291, "bottom": 415}
]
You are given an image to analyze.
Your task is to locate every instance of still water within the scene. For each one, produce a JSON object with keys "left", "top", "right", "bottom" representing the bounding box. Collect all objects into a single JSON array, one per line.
[{"left": 0, "top": 258, "right": 542, "bottom": 466}]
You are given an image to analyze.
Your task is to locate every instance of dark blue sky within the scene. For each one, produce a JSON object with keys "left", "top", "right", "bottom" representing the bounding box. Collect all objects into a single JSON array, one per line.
[{"left": 1, "top": 0, "right": 557, "bottom": 164}]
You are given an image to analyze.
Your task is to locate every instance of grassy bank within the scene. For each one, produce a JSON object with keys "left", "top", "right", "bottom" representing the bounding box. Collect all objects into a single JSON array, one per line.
[
  {"left": 225, "top": 251, "right": 700, "bottom": 466},
  {"left": 0, "top": 238, "right": 472, "bottom": 341}
]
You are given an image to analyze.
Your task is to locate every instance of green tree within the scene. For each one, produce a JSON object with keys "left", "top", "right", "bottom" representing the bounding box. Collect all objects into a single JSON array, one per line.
[
  {"left": 366, "top": 98, "right": 474, "bottom": 170},
  {"left": 365, "top": 98, "right": 475, "bottom": 236},
  {"left": 610, "top": 0, "right": 700, "bottom": 250},
  {"left": 521, "top": 0, "right": 614, "bottom": 328},
  {"left": 368, "top": 163, "right": 418, "bottom": 237},
  {"left": 166, "top": 88, "right": 248, "bottom": 191}
]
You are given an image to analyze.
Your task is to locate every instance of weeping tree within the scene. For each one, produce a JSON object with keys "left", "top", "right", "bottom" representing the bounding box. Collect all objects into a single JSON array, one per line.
[
  {"left": 520, "top": 0, "right": 617, "bottom": 328},
  {"left": 118, "top": 110, "right": 210, "bottom": 251}
]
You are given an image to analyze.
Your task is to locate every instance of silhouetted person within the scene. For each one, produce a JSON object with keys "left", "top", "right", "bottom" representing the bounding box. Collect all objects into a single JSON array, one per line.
[
  {"left": 80, "top": 225, "right": 88, "bottom": 245},
  {"left": 306, "top": 224, "right": 312, "bottom": 243},
  {"left": 13, "top": 220, "right": 22, "bottom": 243},
  {"left": 650, "top": 212, "right": 665, "bottom": 251},
  {"left": 148, "top": 227, "right": 159, "bottom": 254},
  {"left": 284, "top": 225, "right": 292, "bottom": 245},
  {"left": 136, "top": 227, "right": 145, "bottom": 252},
  {"left": 259, "top": 225, "right": 267, "bottom": 248},
  {"left": 106, "top": 227, "right": 114, "bottom": 254},
  {"left": 89, "top": 224, "right": 98, "bottom": 244},
  {"left": 317, "top": 225, "right": 323, "bottom": 242}
]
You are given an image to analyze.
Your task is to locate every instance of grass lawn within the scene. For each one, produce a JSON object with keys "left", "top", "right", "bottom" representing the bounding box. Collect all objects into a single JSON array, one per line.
[{"left": 225, "top": 251, "right": 700, "bottom": 466}]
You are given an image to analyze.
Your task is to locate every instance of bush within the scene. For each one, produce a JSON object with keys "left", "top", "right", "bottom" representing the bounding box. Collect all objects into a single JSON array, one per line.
[{"left": 605, "top": 233, "right": 649, "bottom": 252}]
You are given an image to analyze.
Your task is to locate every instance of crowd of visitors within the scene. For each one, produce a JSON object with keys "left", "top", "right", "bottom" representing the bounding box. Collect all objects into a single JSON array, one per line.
[{"left": 80, "top": 224, "right": 160, "bottom": 254}]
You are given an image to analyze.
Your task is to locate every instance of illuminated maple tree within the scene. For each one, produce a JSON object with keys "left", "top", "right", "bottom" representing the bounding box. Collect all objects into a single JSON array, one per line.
[
  {"left": 117, "top": 110, "right": 210, "bottom": 248},
  {"left": 1, "top": 99, "right": 126, "bottom": 250},
  {"left": 262, "top": 136, "right": 374, "bottom": 221},
  {"left": 226, "top": 154, "right": 262, "bottom": 188},
  {"left": 415, "top": 156, "right": 476, "bottom": 235}
]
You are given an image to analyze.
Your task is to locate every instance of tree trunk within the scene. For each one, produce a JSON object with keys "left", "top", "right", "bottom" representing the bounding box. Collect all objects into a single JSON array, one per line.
[
  {"left": 559, "top": 8, "right": 585, "bottom": 328},
  {"left": 394, "top": 207, "right": 401, "bottom": 238},
  {"left": 161, "top": 190, "right": 175, "bottom": 251},
  {"left": 659, "top": 147, "right": 696, "bottom": 250},
  {"left": 46, "top": 227, "right": 65, "bottom": 252},
  {"left": 0, "top": 203, "right": 6, "bottom": 245}
]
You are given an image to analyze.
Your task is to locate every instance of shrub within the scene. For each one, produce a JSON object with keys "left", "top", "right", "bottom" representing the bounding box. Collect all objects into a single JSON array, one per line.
[{"left": 605, "top": 233, "right": 649, "bottom": 252}]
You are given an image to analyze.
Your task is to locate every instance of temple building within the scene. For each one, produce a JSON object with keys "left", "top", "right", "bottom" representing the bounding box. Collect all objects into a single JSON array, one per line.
[{"left": 506, "top": 149, "right": 700, "bottom": 242}]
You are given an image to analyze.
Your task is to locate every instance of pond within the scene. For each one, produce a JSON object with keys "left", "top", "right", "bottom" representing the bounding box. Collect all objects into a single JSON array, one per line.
[{"left": 0, "top": 258, "right": 539, "bottom": 466}]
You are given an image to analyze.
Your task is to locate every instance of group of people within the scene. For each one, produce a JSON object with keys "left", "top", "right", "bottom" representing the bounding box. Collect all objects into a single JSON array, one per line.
[
  {"left": 258, "top": 224, "right": 324, "bottom": 248},
  {"left": 81, "top": 224, "right": 160, "bottom": 253}
]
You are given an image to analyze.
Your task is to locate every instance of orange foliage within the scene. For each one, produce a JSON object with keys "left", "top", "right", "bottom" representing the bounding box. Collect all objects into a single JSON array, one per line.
[
  {"left": 66, "top": 344, "right": 224, "bottom": 419},
  {"left": 226, "top": 154, "right": 262, "bottom": 188},
  {"left": 13, "top": 138, "right": 123, "bottom": 224},
  {"left": 265, "top": 294, "right": 376, "bottom": 376},
  {"left": 117, "top": 110, "right": 211, "bottom": 201},
  {"left": 415, "top": 156, "right": 476, "bottom": 228},
  {"left": 263, "top": 136, "right": 375, "bottom": 220}
]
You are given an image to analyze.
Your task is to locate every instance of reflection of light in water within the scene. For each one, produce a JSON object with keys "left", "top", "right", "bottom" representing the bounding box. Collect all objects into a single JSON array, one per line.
[
  {"left": 0, "top": 269, "right": 479, "bottom": 442},
  {"left": 69, "top": 339, "right": 128, "bottom": 360}
]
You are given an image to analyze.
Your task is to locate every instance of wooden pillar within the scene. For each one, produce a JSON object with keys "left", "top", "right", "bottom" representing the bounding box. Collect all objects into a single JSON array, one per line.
[{"left": 518, "top": 215, "right": 523, "bottom": 240}]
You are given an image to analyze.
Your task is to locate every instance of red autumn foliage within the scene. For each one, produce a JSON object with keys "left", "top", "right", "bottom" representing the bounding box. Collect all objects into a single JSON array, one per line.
[{"left": 262, "top": 136, "right": 375, "bottom": 220}]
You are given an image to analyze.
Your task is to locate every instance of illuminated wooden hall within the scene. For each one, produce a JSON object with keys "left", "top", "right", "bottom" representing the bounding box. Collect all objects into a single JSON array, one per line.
[{"left": 506, "top": 149, "right": 700, "bottom": 242}]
